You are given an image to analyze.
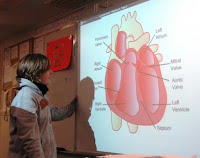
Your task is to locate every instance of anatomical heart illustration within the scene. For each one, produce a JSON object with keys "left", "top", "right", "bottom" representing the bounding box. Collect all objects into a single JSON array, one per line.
[{"left": 105, "top": 11, "right": 167, "bottom": 133}]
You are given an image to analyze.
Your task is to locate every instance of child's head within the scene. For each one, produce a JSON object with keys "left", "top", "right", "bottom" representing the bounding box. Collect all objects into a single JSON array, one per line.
[{"left": 17, "top": 53, "right": 51, "bottom": 83}]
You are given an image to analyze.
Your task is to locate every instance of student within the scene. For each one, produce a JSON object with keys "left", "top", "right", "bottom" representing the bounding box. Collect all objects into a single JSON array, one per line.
[{"left": 9, "top": 53, "right": 78, "bottom": 158}]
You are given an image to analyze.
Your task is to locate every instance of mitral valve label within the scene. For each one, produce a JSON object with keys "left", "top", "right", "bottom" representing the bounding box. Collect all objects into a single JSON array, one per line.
[{"left": 170, "top": 58, "right": 182, "bottom": 71}]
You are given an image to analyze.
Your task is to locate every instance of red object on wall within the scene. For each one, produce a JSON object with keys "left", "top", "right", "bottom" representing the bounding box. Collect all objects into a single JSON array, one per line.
[{"left": 47, "top": 35, "right": 73, "bottom": 72}]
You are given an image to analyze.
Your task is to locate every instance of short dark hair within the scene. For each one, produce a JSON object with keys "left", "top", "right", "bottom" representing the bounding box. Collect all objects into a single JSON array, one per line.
[{"left": 16, "top": 53, "right": 50, "bottom": 82}]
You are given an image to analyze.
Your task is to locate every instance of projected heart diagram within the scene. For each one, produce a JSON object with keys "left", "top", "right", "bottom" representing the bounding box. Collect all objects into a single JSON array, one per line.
[{"left": 105, "top": 11, "right": 167, "bottom": 133}]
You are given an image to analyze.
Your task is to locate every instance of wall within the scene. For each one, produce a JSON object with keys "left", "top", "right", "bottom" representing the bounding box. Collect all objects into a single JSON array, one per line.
[{"left": 0, "top": 113, "right": 9, "bottom": 158}]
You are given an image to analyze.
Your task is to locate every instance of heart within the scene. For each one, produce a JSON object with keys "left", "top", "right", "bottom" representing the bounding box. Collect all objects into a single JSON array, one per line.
[{"left": 105, "top": 42, "right": 167, "bottom": 126}]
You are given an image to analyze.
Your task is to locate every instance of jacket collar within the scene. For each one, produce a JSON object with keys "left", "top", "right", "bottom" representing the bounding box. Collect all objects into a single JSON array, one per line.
[{"left": 16, "top": 78, "right": 43, "bottom": 95}]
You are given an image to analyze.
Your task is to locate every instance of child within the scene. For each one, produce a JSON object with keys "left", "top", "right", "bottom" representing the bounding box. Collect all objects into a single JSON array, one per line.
[{"left": 9, "top": 53, "right": 77, "bottom": 158}]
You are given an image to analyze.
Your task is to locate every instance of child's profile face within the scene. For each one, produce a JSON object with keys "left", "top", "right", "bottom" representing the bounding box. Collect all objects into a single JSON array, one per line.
[{"left": 40, "top": 69, "right": 53, "bottom": 85}]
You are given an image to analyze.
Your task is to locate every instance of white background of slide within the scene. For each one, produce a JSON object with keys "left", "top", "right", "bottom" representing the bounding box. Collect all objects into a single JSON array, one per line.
[{"left": 80, "top": 0, "right": 200, "bottom": 156}]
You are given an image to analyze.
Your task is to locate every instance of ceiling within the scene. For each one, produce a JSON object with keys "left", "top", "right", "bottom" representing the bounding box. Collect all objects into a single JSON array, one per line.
[{"left": 0, "top": 0, "right": 99, "bottom": 44}]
